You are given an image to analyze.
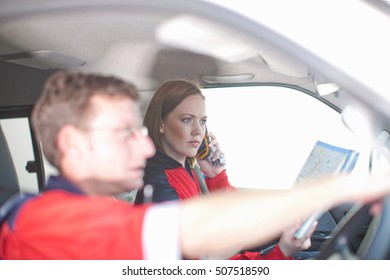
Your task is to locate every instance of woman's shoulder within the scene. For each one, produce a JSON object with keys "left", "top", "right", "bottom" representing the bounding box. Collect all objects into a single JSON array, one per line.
[{"left": 147, "top": 150, "right": 182, "bottom": 170}]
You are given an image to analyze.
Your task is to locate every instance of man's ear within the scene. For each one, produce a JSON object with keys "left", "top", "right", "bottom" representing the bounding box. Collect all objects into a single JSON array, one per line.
[{"left": 57, "top": 124, "right": 86, "bottom": 159}]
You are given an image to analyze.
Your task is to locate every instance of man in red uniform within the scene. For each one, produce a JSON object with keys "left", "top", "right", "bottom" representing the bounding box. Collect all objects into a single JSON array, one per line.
[
  {"left": 1, "top": 71, "right": 390, "bottom": 259},
  {"left": 0, "top": 71, "right": 178, "bottom": 259}
]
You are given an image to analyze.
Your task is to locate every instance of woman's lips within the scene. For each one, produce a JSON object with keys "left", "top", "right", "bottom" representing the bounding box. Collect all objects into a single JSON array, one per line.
[{"left": 189, "top": 140, "right": 200, "bottom": 148}]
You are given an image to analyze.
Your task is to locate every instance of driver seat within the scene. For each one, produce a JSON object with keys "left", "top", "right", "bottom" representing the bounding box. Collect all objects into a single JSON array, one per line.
[{"left": 0, "top": 123, "right": 20, "bottom": 205}]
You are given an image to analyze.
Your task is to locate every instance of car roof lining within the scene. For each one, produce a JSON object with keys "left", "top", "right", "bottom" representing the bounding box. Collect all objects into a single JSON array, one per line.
[{"left": 1, "top": 0, "right": 390, "bottom": 138}]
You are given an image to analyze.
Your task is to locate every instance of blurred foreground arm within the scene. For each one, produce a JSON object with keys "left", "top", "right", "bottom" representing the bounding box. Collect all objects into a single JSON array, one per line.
[{"left": 179, "top": 175, "right": 390, "bottom": 259}]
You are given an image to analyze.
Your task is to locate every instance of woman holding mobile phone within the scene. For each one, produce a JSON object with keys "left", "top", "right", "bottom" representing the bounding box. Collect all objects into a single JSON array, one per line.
[
  {"left": 134, "top": 80, "right": 231, "bottom": 204},
  {"left": 134, "top": 79, "right": 314, "bottom": 260}
]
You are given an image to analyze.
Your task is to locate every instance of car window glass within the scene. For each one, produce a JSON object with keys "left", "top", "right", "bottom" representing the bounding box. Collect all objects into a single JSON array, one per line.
[
  {"left": 203, "top": 85, "right": 371, "bottom": 190},
  {"left": 370, "top": 145, "right": 390, "bottom": 176},
  {"left": 0, "top": 118, "right": 39, "bottom": 193}
]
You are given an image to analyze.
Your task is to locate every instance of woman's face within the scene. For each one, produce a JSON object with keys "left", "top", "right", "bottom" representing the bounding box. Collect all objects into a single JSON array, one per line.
[{"left": 160, "top": 94, "right": 207, "bottom": 165}]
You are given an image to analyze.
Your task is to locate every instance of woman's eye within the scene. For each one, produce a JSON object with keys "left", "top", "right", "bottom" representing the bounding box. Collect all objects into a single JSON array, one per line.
[
  {"left": 182, "top": 118, "right": 192, "bottom": 123},
  {"left": 200, "top": 119, "right": 207, "bottom": 125}
]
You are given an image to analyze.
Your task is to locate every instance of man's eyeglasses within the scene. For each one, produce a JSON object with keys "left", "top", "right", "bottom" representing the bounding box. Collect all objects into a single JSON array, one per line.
[{"left": 81, "top": 125, "right": 148, "bottom": 140}]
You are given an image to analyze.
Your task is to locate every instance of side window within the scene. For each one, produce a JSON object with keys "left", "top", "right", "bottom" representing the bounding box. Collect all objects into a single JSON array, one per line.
[
  {"left": 203, "top": 85, "right": 370, "bottom": 190},
  {"left": 0, "top": 114, "right": 65, "bottom": 203},
  {"left": 0, "top": 118, "right": 40, "bottom": 194}
]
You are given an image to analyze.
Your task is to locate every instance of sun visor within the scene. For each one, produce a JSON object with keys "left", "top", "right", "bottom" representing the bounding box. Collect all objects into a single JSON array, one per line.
[
  {"left": 156, "top": 14, "right": 308, "bottom": 78},
  {"left": 0, "top": 50, "right": 85, "bottom": 70},
  {"left": 155, "top": 15, "right": 260, "bottom": 63}
]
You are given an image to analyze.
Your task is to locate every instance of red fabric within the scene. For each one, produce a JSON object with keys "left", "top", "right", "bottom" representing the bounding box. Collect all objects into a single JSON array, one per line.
[
  {"left": 0, "top": 191, "right": 150, "bottom": 259},
  {"left": 205, "top": 170, "right": 236, "bottom": 193},
  {"left": 165, "top": 168, "right": 202, "bottom": 199},
  {"left": 165, "top": 169, "right": 288, "bottom": 260},
  {"left": 229, "top": 245, "right": 293, "bottom": 260},
  {"left": 165, "top": 169, "right": 234, "bottom": 200}
]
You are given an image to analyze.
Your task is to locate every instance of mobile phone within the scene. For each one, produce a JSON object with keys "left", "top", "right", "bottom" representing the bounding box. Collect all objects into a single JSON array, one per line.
[
  {"left": 197, "top": 129, "right": 211, "bottom": 160},
  {"left": 196, "top": 128, "right": 226, "bottom": 166}
]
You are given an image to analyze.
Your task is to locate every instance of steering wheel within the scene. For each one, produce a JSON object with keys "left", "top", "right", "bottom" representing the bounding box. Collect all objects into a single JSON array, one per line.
[{"left": 316, "top": 195, "right": 390, "bottom": 259}]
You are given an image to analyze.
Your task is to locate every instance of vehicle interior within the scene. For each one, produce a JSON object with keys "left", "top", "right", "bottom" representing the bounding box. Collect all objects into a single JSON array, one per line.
[{"left": 1, "top": 0, "right": 390, "bottom": 259}]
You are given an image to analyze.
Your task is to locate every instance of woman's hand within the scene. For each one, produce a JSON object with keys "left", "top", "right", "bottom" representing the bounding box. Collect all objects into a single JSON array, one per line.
[{"left": 197, "top": 131, "right": 226, "bottom": 178}]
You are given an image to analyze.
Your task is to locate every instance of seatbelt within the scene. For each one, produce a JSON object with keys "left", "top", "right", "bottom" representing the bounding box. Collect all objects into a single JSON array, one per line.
[
  {"left": 0, "top": 192, "right": 36, "bottom": 227},
  {"left": 193, "top": 163, "right": 209, "bottom": 195}
]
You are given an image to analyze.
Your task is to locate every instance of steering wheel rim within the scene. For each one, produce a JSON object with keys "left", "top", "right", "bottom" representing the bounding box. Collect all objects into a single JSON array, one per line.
[
  {"left": 362, "top": 195, "right": 390, "bottom": 259},
  {"left": 316, "top": 195, "right": 390, "bottom": 260}
]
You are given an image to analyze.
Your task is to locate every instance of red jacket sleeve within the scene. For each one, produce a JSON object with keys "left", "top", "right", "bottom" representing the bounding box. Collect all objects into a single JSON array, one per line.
[
  {"left": 228, "top": 245, "right": 293, "bottom": 260},
  {"left": 0, "top": 193, "right": 152, "bottom": 259},
  {"left": 205, "top": 170, "right": 235, "bottom": 193}
]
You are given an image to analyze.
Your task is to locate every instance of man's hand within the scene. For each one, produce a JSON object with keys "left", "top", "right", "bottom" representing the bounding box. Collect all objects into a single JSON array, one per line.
[{"left": 278, "top": 220, "right": 318, "bottom": 257}]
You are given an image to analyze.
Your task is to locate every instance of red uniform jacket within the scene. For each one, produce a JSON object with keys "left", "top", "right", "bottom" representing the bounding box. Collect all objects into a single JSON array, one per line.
[{"left": 0, "top": 176, "right": 180, "bottom": 259}]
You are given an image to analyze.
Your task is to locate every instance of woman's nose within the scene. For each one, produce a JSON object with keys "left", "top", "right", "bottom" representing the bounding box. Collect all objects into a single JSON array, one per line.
[{"left": 192, "top": 123, "right": 203, "bottom": 135}]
